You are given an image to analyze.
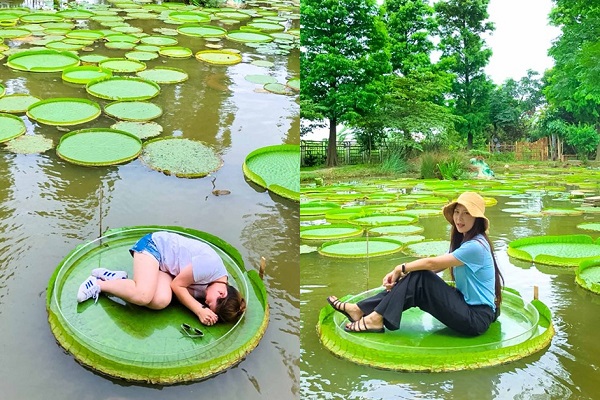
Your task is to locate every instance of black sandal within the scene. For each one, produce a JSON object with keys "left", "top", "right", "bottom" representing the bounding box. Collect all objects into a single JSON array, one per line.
[
  {"left": 327, "top": 296, "right": 356, "bottom": 322},
  {"left": 343, "top": 317, "right": 384, "bottom": 334}
]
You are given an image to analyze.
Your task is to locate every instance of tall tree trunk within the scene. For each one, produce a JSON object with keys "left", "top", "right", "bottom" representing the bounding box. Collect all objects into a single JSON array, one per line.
[{"left": 326, "top": 117, "right": 338, "bottom": 167}]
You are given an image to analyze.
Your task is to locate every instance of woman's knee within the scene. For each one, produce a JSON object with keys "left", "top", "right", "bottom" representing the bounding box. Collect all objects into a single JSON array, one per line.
[{"left": 147, "top": 291, "right": 172, "bottom": 310}]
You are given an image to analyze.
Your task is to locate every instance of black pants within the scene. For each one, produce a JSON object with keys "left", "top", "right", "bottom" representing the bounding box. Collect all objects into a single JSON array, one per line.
[{"left": 356, "top": 270, "right": 495, "bottom": 336}]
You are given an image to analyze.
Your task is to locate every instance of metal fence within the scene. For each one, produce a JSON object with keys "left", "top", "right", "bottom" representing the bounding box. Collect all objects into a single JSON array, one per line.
[{"left": 301, "top": 140, "right": 389, "bottom": 166}]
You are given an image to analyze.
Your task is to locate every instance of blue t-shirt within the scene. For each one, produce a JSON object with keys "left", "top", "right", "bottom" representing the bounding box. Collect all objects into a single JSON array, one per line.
[{"left": 451, "top": 235, "right": 496, "bottom": 311}]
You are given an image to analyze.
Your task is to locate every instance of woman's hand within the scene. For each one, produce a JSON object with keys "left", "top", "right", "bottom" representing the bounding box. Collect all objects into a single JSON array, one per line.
[
  {"left": 198, "top": 307, "right": 219, "bottom": 326},
  {"left": 383, "top": 267, "right": 406, "bottom": 291}
]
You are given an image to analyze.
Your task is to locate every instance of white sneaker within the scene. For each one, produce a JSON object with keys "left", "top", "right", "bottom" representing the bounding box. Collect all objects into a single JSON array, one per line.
[
  {"left": 91, "top": 268, "right": 128, "bottom": 281},
  {"left": 77, "top": 276, "right": 101, "bottom": 303}
]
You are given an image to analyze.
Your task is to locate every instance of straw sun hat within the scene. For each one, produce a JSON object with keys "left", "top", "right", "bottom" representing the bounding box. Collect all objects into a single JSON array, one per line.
[{"left": 442, "top": 192, "right": 489, "bottom": 231}]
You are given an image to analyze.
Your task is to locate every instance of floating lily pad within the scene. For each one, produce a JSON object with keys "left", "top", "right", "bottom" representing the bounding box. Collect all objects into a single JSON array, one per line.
[
  {"left": 136, "top": 67, "right": 188, "bottom": 84},
  {"left": 300, "top": 224, "right": 364, "bottom": 241},
  {"left": 158, "top": 46, "right": 192, "bottom": 58},
  {"left": 140, "top": 35, "right": 178, "bottom": 46},
  {"left": 105, "top": 33, "right": 139, "bottom": 43},
  {"left": 56, "top": 9, "right": 95, "bottom": 19},
  {"left": 27, "top": 98, "right": 101, "bottom": 126},
  {"left": 6, "top": 49, "right": 80, "bottom": 72},
  {"left": 405, "top": 240, "right": 451, "bottom": 257},
  {"left": 104, "top": 100, "right": 162, "bottom": 121},
  {"left": 56, "top": 128, "right": 142, "bottom": 166},
  {"left": 86, "top": 76, "right": 160, "bottom": 101},
  {"left": 0, "top": 27, "right": 32, "bottom": 38},
  {"left": 244, "top": 74, "right": 277, "bottom": 84},
  {"left": 300, "top": 202, "right": 341, "bottom": 217},
  {"left": 0, "top": 113, "right": 26, "bottom": 142},
  {"left": 348, "top": 214, "right": 417, "bottom": 227},
  {"left": 369, "top": 225, "right": 425, "bottom": 235},
  {"left": 4, "top": 134, "right": 53, "bottom": 154},
  {"left": 247, "top": 22, "right": 285, "bottom": 32},
  {"left": 0, "top": 94, "right": 42, "bottom": 113},
  {"left": 226, "top": 30, "right": 273, "bottom": 43},
  {"left": 263, "top": 82, "right": 295, "bottom": 95},
  {"left": 195, "top": 50, "right": 242, "bottom": 65},
  {"left": 318, "top": 237, "right": 403, "bottom": 258},
  {"left": 62, "top": 65, "right": 113, "bottom": 84},
  {"left": 242, "top": 144, "right": 299, "bottom": 201},
  {"left": 576, "top": 258, "right": 600, "bottom": 294},
  {"left": 251, "top": 59, "right": 275, "bottom": 68},
  {"left": 140, "top": 137, "right": 223, "bottom": 178},
  {"left": 20, "top": 13, "right": 64, "bottom": 23},
  {"left": 99, "top": 58, "right": 146, "bottom": 73},
  {"left": 66, "top": 29, "right": 105, "bottom": 40},
  {"left": 110, "top": 120, "right": 163, "bottom": 140},
  {"left": 125, "top": 51, "right": 159, "bottom": 61},
  {"left": 318, "top": 287, "right": 554, "bottom": 371},
  {"left": 287, "top": 77, "right": 299, "bottom": 91},
  {"left": 105, "top": 41, "right": 137, "bottom": 50},
  {"left": 168, "top": 11, "right": 211, "bottom": 23},
  {"left": 507, "top": 235, "right": 600, "bottom": 267},
  {"left": 577, "top": 223, "right": 600, "bottom": 232},
  {"left": 47, "top": 225, "right": 268, "bottom": 384},
  {"left": 401, "top": 208, "right": 442, "bottom": 218},
  {"left": 177, "top": 24, "right": 227, "bottom": 37},
  {"left": 215, "top": 11, "right": 252, "bottom": 21},
  {"left": 80, "top": 54, "right": 110, "bottom": 64}
]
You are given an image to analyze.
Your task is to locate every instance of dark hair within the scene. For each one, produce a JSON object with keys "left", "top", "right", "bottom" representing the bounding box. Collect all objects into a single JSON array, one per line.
[
  {"left": 215, "top": 285, "right": 246, "bottom": 323},
  {"left": 449, "top": 217, "right": 504, "bottom": 311}
]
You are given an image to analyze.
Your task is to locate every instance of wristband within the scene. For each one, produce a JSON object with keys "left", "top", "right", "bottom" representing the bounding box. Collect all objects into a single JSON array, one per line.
[{"left": 401, "top": 263, "right": 406, "bottom": 273}]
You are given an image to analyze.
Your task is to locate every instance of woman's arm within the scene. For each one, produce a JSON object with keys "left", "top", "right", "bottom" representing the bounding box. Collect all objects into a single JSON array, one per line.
[
  {"left": 171, "top": 265, "right": 218, "bottom": 325},
  {"left": 383, "top": 253, "right": 463, "bottom": 289}
]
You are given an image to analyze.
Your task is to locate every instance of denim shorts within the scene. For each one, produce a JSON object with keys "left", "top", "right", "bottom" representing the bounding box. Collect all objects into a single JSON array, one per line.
[{"left": 129, "top": 233, "right": 162, "bottom": 263}]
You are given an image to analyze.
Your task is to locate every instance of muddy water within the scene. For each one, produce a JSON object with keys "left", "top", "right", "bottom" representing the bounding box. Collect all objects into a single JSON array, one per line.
[{"left": 0, "top": 2, "right": 299, "bottom": 399}]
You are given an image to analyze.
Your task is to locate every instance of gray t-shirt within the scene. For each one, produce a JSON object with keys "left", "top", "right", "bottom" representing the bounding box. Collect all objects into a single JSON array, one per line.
[{"left": 151, "top": 231, "right": 227, "bottom": 297}]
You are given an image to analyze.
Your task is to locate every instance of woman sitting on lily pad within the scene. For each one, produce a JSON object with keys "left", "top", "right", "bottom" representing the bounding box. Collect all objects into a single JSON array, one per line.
[
  {"left": 328, "top": 192, "right": 504, "bottom": 336},
  {"left": 77, "top": 231, "right": 246, "bottom": 325}
]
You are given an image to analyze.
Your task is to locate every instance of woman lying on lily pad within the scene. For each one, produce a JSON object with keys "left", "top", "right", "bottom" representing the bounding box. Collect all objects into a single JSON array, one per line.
[
  {"left": 328, "top": 192, "right": 504, "bottom": 336},
  {"left": 77, "top": 231, "right": 246, "bottom": 325}
]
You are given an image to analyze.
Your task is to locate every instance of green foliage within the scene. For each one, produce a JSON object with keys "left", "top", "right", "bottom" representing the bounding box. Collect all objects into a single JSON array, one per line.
[
  {"left": 301, "top": 0, "right": 391, "bottom": 166},
  {"left": 379, "top": 142, "right": 409, "bottom": 174},
  {"left": 565, "top": 123, "right": 599, "bottom": 160},
  {"left": 437, "top": 155, "right": 467, "bottom": 180},
  {"left": 435, "top": 0, "right": 494, "bottom": 149},
  {"left": 420, "top": 152, "right": 441, "bottom": 179}
]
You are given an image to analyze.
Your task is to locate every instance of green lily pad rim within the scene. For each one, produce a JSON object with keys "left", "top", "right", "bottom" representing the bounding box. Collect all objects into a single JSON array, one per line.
[
  {"left": 98, "top": 57, "right": 147, "bottom": 72},
  {"left": 347, "top": 212, "right": 419, "bottom": 227},
  {"left": 61, "top": 65, "right": 113, "bottom": 84},
  {"left": 176, "top": 23, "right": 227, "bottom": 37},
  {"left": 158, "top": 46, "right": 193, "bottom": 58},
  {"left": 56, "top": 128, "right": 142, "bottom": 166},
  {"left": 195, "top": 49, "right": 242, "bottom": 65},
  {"left": 141, "top": 137, "right": 223, "bottom": 178},
  {"left": 300, "top": 224, "right": 364, "bottom": 241},
  {"left": 507, "top": 234, "right": 600, "bottom": 267},
  {"left": 135, "top": 66, "right": 189, "bottom": 84},
  {"left": 26, "top": 97, "right": 102, "bottom": 126},
  {"left": 576, "top": 258, "right": 600, "bottom": 294},
  {"left": 317, "top": 237, "right": 404, "bottom": 258},
  {"left": 6, "top": 49, "right": 80, "bottom": 72},
  {"left": 317, "top": 287, "right": 554, "bottom": 371},
  {"left": 104, "top": 100, "right": 163, "bottom": 121},
  {"left": 225, "top": 29, "right": 274, "bottom": 43},
  {"left": 85, "top": 76, "right": 161, "bottom": 101},
  {"left": 46, "top": 225, "right": 269, "bottom": 384},
  {"left": 242, "top": 144, "right": 300, "bottom": 202},
  {"left": 0, "top": 113, "right": 26, "bottom": 143}
]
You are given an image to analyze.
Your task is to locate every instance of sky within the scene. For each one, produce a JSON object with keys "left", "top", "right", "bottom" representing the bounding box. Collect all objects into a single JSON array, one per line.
[{"left": 484, "top": 0, "right": 561, "bottom": 84}]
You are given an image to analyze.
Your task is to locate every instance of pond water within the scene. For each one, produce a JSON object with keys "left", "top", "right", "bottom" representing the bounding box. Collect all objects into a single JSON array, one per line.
[
  {"left": 0, "top": 1, "right": 299, "bottom": 399},
  {"left": 300, "top": 174, "right": 600, "bottom": 399}
]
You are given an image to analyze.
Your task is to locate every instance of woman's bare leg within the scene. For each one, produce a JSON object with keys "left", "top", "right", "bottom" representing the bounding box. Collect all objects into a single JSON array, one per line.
[
  {"left": 98, "top": 252, "right": 160, "bottom": 306},
  {"left": 146, "top": 271, "right": 173, "bottom": 310}
]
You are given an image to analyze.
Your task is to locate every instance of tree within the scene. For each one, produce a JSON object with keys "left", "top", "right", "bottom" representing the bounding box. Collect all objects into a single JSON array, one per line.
[
  {"left": 300, "top": 0, "right": 391, "bottom": 166},
  {"left": 435, "top": 0, "right": 494, "bottom": 149},
  {"left": 545, "top": 0, "right": 600, "bottom": 160}
]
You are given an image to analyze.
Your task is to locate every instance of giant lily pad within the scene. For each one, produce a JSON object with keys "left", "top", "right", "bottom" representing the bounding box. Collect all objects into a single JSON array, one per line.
[
  {"left": 318, "top": 237, "right": 403, "bottom": 258},
  {"left": 140, "top": 137, "right": 223, "bottom": 178},
  {"left": 576, "top": 258, "right": 600, "bottom": 294},
  {"left": 177, "top": 24, "right": 227, "bottom": 37},
  {"left": 226, "top": 30, "right": 273, "bottom": 43},
  {"left": 195, "top": 50, "right": 242, "bottom": 65},
  {"left": 140, "top": 35, "right": 178, "bottom": 46},
  {"left": 158, "top": 46, "right": 192, "bottom": 58},
  {"left": 27, "top": 98, "right": 101, "bottom": 126},
  {"left": 62, "top": 65, "right": 113, "bottom": 84},
  {"left": 318, "top": 287, "right": 554, "bottom": 372},
  {"left": 6, "top": 49, "right": 79, "bottom": 72},
  {"left": 0, "top": 113, "right": 26, "bottom": 142},
  {"left": 136, "top": 67, "right": 188, "bottom": 84},
  {"left": 300, "top": 224, "right": 364, "bottom": 241},
  {"left": 0, "top": 27, "right": 32, "bottom": 38},
  {"left": 242, "top": 144, "right": 299, "bottom": 201},
  {"left": 507, "top": 235, "right": 600, "bottom": 267},
  {"left": 99, "top": 58, "right": 146, "bottom": 73},
  {"left": 86, "top": 76, "right": 160, "bottom": 101},
  {"left": 0, "top": 94, "right": 41, "bottom": 113},
  {"left": 348, "top": 214, "right": 418, "bottom": 227},
  {"left": 20, "top": 13, "right": 64, "bottom": 23},
  {"left": 110, "top": 121, "right": 163, "bottom": 140},
  {"left": 56, "top": 128, "right": 142, "bottom": 166},
  {"left": 4, "top": 134, "right": 53, "bottom": 154},
  {"left": 405, "top": 240, "right": 451, "bottom": 257},
  {"left": 104, "top": 100, "right": 163, "bottom": 121},
  {"left": 168, "top": 11, "right": 211, "bottom": 23},
  {"left": 47, "top": 225, "right": 269, "bottom": 384}
]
